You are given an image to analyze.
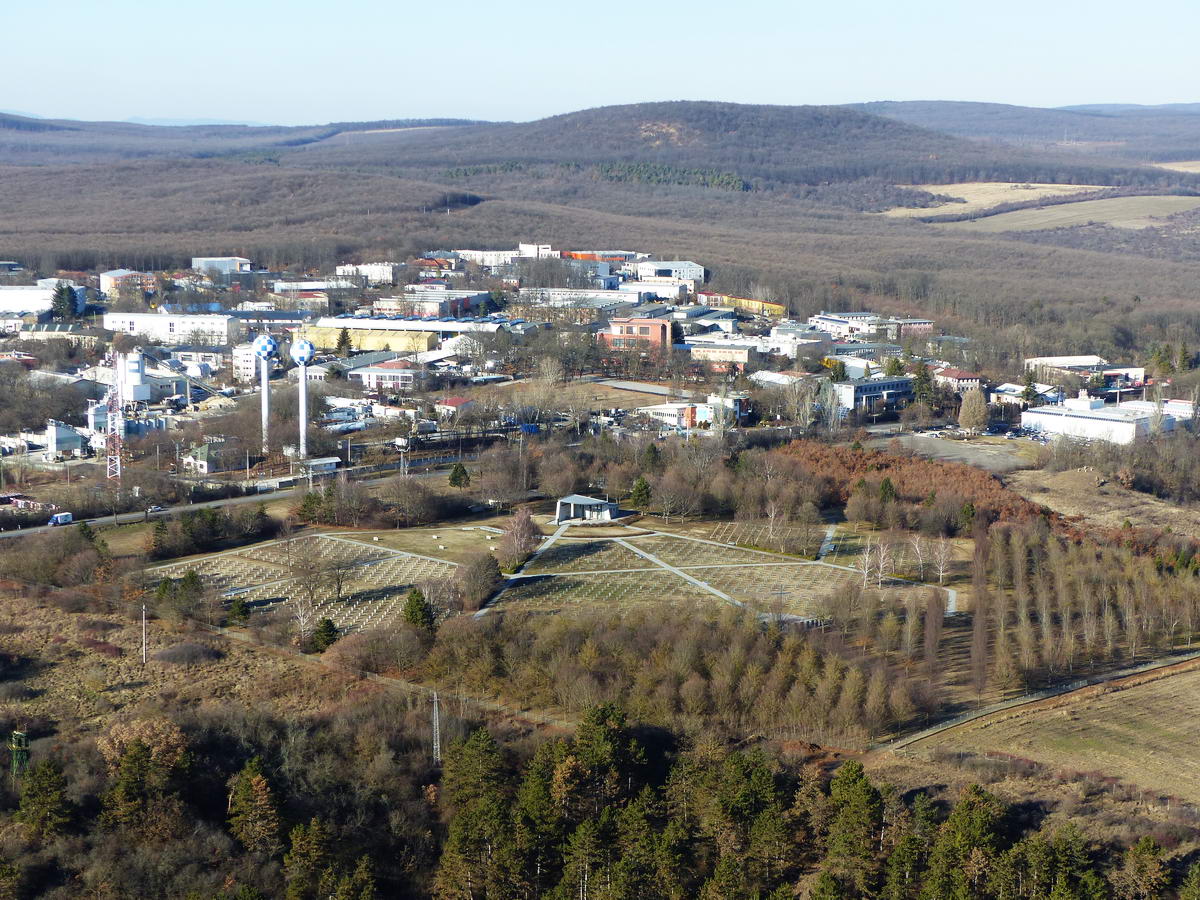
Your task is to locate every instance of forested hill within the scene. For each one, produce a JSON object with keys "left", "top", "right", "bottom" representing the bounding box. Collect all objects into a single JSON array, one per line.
[
  {"left": 852, "top": 100, "right": 1200, "bottom": 162},
  {"left": 0, "top": 113, "right": 489, "bottom": 165},
  {"left": 295, "top": 100, "right": 1182, "bottom": 188}
]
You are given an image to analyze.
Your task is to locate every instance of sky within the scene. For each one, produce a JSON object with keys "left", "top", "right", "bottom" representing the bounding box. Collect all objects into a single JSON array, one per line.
[{"left": 4, "top": 0, "right": 1199, "bottom": 126}]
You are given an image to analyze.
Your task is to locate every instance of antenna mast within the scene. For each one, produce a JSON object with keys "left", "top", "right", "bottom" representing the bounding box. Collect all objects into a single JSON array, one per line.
[
  {"left": 105, "top": 351, "right": 125, "bottom": 481},
  {"left": 432, "top": 691, "right": 441, "bottom": 764}
]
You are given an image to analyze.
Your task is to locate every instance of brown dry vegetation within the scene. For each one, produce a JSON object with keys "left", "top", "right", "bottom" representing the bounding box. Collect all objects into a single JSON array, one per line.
[
  {"left": 1006, "top": 467, "right": 1200, "bottom": 534},
  {"left": 906, "top": 659, "right": 1200, "bottom": 804}
]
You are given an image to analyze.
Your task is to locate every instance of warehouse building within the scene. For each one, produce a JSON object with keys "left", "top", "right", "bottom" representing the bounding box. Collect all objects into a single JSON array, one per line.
[{"left": 1021, "top": 392, "right": 1174, "bottom": 444}]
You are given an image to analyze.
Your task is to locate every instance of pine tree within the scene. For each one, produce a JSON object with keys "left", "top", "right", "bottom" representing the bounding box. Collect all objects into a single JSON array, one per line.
[
  {"left": 228, "top": 758, "right": 281, "bottom": 855},
  {"left": 146, "top": 518, "right": 170, "bottom": 559},
  {"left": 885, "top": 356, "right": 906, "bottom": 377},
  {"left": 227, "top": 595, "right": 251, "bottom": 625},
  {"left": 879, "top": 477, "right": 898, "bottom": 504},
  {"left": 330, "top": 856, "right": 376, "bottom": 900},
  {"left": 402, "top": 588, "right": 434, "bottom": 632},
  {"left": 641, "top": 443, "right": 662, "bottom": 474},
  {"left": 335, "top": 327, "right": 352, "bottom": 357},
  {"left": 296, "top": 491, "right": 324, "bottom": 523},
  {"left": 448, "top": 462, "right": 470, "bottom": 490},
  {"left": 284, "top": 817, "right": 332, "bottom": 900},
  {"left": 311, "top": 618, "right": 340, "bottom": 651},
  {"left": 51, "top": 281, "right": 76, "bottom": 320},
  {"left": 830, "top": 359, "right": 848, "bottom": 382},
  {"left": 824, "top": 759, "right": 883, "bottom": 893},
  {"left": 16, "top": 759, "right": 72, "bottom": 840},
  {"left": 1021, "top": 368, "right": 1040, "bottom": 405},
  {"left": 1179, "top": 861, "right": 1200, "bottom": 900},
  {"left": 0, "top": 860, "right": 17, "bottom": 900},
  {"left": 1180, "top": 341, "right": 1194, "bottom": 372},
  {"left": 913, "top": 363, "right": 934, "bottom": 404},
  {"left": 100, "top": 740, "right": 185, "bottom": 840},
  {"left": 1108, "top": 837, "right": 1168, "bottom": 900},
  {"left": 629, "top": 476, "right": 652, "bottom": 510}
]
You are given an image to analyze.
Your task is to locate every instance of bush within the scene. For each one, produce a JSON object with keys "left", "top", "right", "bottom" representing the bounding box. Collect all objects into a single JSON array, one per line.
[
  {"left": 0, "top": 683, "right": 35, "bottom": 702},
  {"left": 78, "top": 637, "right": 123, "bottom": 658},
  {"left": 323, "top": 627, "right": 427, "bottom": 675},
  {"left": 153, "top": 642, "right": 223, "bottom": 665}
]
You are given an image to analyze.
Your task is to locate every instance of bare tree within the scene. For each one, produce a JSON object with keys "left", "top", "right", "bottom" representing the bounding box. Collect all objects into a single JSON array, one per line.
[
  {"left": 932, "top": 537, "right": 953, "bottom": 586},
  {"left": 907, "top": 533, "right": 927, "bottom": 581}
]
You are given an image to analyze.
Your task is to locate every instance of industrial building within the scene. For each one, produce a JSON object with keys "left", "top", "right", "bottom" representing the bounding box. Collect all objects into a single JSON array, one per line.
[
  {"left": 0, "top": 284, "right": 84, "bottom": 316},
  {"left": 191, "top": 257, "right": 252, "bottom": 276},
  {"left": 1021, "top": 392, "right": 1174, "bottom": 444},
  {"left": 634, "top": 260, "right": 705, "bottom": 282},
  {"left": 297, "top": 314, "right": 535, "bottom": 353},
  {"left": 833, "top": 376, "right": 914, "bottom": 412},
  {"left": 103, "top": 311, "right": 235, "bottom": 345},
  {"left": 335, "top": 262, "right": 402, "bottom": 285}
]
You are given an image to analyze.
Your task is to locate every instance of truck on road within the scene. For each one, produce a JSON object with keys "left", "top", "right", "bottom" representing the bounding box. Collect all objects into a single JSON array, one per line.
[{"left": 48, "top": 512, "right": 74, "bottom": 526}]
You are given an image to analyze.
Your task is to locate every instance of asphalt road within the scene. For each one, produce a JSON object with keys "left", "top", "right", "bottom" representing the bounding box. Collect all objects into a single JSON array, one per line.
[{"left": 0, "top": 467, "right": 448, "bottom": 541}]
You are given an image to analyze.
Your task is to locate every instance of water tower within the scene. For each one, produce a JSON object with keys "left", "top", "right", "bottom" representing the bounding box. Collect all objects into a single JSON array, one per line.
[
  {"left": 252, "top": 334, "right": 278, "bottom": 456},
  {"left": 290, "top": 339, "right": 316, "bottom": 459}
]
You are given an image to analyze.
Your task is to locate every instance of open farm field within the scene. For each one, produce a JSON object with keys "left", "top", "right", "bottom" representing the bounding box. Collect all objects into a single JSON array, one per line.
[
  {"left": 1005, "top": 467, "right": 1200, "bottom": 534},
  {"left": 935, "top": 194, "right": 1200, "bottom": 232},
  {"left": 880, "top": 181, "right": 1108, "bottom": 218},
  {"left": 909, "top": 662, "right": 1200, "bottom": 803},
  {"left": 1154, "top": 160, "right": 1200, "bottom": 173}
]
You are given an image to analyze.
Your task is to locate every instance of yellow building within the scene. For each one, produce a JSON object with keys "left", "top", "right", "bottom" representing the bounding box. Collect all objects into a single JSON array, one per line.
[{"left": 296, "top": 324, "right": 437, "bottom": 353}]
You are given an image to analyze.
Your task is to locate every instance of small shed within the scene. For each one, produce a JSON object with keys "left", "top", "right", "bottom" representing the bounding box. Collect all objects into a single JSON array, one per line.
[{"left": 553, "top": 494, "right": 618, "bottom": 524}]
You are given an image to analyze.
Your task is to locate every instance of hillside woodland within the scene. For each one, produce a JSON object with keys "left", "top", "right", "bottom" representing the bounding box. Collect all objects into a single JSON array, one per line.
[{"left": 6, "top": 101, "right": 1200, "bottom": 360}]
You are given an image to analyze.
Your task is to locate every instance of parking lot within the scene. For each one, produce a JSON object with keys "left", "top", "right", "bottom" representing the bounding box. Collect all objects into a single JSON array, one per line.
[{"left": 873, "top": 431, "right": 1034, "bottom": 473}]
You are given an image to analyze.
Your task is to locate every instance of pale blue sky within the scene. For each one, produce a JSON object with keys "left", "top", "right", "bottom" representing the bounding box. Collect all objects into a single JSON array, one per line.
[{"left": 4, "top": 0, "right": 1198, "bottom": 125}]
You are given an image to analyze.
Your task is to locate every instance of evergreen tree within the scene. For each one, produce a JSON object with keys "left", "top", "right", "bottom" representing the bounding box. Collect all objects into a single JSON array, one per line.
[
  {"left": 448, "top": 462, "right": 470, "bottom": 490},
  {"left": 513, "top": 740, "right": 565, "bottom": 895},
  {"left": 559, "top": 819, "right": 607, "bottom": 900},
  {"left": 335, "top": 327, "right": 353, "bottom": 357},
  {"left": 824, "top": 760, "right": 883, "bottom": 894},
  {"left": 228, "top": 757, "right": 281, "bottom": 855},
  {"left": 296, "top": 491, "right": 325, "bottom": 523},
  {"left": 0, "top": 860, "right": 17, "bottom": 900},
  {"left": 912, "top": 363, "right": 933, "bottom": 404},
  {"left": 641, "top": 443, "right": 663, "bottom": 474},
  {"left": 1179, "top": 341, "right": 1193, "bottom": 372},
  {"left": 16, "top": 758, "right": 72, "bottom": 840},
  {"left": 921, "top": 785, "right": 1005, "bottom": 900},
  {"left": 1108, "top": 836, "right": 1168, "bottom": 900},
  {"left": 311, "top": 618, "right": 340, "bottom": 651},
  {"left": 1179, "top": 860, "right": 1200, "bottom": 900},
  {"left": 51, "top": 281, "right": 76, "bottom": 319},
  {"left": 100, "top": 740, "right": 185, "bottom": 841},
  {"left": 830, "top": 359, "right": 848, "bottom": 383},
  {"left": 879, "top": 477, "right": 898, "bottom": 504},
  {"left": 330, "top": 856, "right": 376, "bottom": 900},
  {"left": 146, "top": 518, "right": 170, "bottom": 559},
  {"left": 284, "top": 817, "right": 332, "bottom": 900},
  {"left": 402, "top": 587, "right": 434, "bottom": 632},
  {"left": 629, "top": 475, "right": 652, "bottom": 510},
  {"left": 1021, "top": 368, "right": 1040, "bottom": 405},
  {"left": 227, "top": 595, "right": 251, "bottom": 625},
  {"left": 885, "top": 356, "right": 906, "bottom": 377},
  {"left": 811, "top": 871, "right": 845, "bottom": 900}
]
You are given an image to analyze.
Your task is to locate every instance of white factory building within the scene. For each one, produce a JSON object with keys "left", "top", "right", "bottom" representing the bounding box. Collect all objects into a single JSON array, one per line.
[
  {"left": 335, "top": 262, "right": 402, "bottom": 285},
  {"left": 634, "top": 260, "right": 705, "bottom": 282},
  {"left": 1021, "top": 392, "right": 1177, "bottom": 445},
  {"left": 191, "top": 257, "right": 252, "bottom": 276},
  {"left": 0, "top": 284, "right": 84, "bottom": 316},
  {"left": 103, "top": 311, "right": 235, "bottom": 345}
]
